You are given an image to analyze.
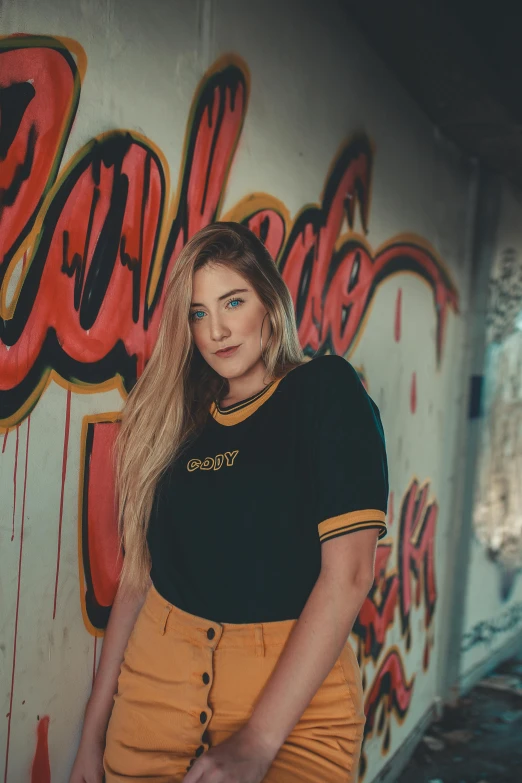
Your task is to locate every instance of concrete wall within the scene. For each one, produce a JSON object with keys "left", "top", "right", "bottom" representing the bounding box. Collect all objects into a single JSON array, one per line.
[
  {"left": 460, "top": 180, "right": 522, "bottom": 690},
  {"left": 0, "top": 1, "right": 480, "bottom": 780}
]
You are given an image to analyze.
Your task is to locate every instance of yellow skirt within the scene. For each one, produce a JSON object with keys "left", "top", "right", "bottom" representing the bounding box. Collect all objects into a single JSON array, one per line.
[{"left": 103, "top": 584, "right": 365, "bottom": 782}]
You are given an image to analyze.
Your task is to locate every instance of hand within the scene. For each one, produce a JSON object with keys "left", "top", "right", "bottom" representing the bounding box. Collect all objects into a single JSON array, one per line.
[
  {"left": 182, "top": 724, "right": 279, "bottom": 783},
  {"left": 69, "top": 736, "right": 105, "bottom": 783}
]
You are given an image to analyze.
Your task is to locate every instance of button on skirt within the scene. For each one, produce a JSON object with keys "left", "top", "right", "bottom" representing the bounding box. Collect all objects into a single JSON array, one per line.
[{"left": 103, "top": 584, "right": 365, "bottom": 782}]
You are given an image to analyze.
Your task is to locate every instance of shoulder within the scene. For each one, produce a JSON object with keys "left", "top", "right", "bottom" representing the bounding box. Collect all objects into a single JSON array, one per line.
[
  {"left": 287, "top": 354, "right": 360, "bottom": 389},
  {"left": 283, "top": 354, "right": 363, "bottom": 405}
]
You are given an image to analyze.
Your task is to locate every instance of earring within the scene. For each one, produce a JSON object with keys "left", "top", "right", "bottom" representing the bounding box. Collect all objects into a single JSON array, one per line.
[{"left": 260, "top": 312, "right": 269, "bottom": 355}]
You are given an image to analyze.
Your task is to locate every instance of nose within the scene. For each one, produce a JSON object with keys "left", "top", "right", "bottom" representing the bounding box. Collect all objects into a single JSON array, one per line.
[{"left": 209, "top": 312, "right": 231, "bottom": 343}]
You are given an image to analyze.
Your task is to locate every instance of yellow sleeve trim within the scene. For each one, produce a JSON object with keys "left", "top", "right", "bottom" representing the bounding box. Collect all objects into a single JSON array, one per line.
[{"left": 318, "top": 509, "right": 386, "bottom": 542}]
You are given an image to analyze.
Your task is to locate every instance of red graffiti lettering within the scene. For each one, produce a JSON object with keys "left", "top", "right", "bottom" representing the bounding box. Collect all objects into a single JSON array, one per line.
[
  {"left": 399, "top": 480, "right": 438, "bottom": 638},
  {"left": 354, "top": 479, "right": 438, "bottom": 776},
  {"left": 81, "top": 418, "right": 123, "bottom": 628},
  {"left": 1, "top": 41, "right": 247, "bottom": 422},
  {"left": 358, "top": 649, "right": 414, "bottom": 779},
  {"left": 1, "top": 35, "right": 458, "bottom": 427},
  {"left": 355, "top": 542, "right": 398, "bottom": 662},
  {"left": 0, "top": 37, "right": 81, "bottom": 286}
]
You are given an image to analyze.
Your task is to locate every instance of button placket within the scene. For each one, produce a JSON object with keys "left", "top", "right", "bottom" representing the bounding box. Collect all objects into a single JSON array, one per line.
[
  {"left": 200, "top": 628, "right": 215, "bottom": 748},
  {"left": 189, "top": 625, "right": 219, "bottom": 765},
  {"left": 199, "top": 673, "right": 211, "bottom": 756}
]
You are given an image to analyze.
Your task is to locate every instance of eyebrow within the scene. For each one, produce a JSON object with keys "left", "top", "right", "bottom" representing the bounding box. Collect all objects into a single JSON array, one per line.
[{"left": 190, "top": 288, "right": 250, "bottom": 308}]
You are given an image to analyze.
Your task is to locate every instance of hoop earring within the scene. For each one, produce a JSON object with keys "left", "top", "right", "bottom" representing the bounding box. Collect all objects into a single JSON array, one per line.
[{"left": 260, "top": 312, "right": 269, "bottom": 359}]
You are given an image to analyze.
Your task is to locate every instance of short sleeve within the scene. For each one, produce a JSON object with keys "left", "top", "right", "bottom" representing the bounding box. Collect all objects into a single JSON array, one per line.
[{"left": 308, "top": 355, "right": 389, "bottom": 544}]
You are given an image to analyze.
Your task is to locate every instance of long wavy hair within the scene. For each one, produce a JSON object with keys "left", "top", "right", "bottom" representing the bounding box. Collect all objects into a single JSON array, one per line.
[{"left": 114, "top": 221, "right": 306, "bottom": 594}]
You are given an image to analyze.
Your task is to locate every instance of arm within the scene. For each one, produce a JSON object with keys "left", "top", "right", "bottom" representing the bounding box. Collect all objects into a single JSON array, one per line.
[
  {"left": 244, "top": 527, "right": 378, "bottom": 754},
  {"left": 77, "top": 580, "right": 149, "bottom": 747}
]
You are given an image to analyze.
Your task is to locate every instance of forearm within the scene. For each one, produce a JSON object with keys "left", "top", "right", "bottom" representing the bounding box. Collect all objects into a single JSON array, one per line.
[
  {"left": 80, "top": 582, "right": 149, "bottom": 745},
  {"left": 246, "top": 569, "right": 372, "bottom": 753}
]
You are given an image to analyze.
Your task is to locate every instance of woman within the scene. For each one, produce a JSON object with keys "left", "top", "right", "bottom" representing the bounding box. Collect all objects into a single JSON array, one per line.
[{"left": 69, "top": 222, "right": 388, "bottom": 783}]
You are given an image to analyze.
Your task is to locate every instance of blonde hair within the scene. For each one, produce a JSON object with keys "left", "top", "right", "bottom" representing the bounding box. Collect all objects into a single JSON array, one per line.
[{"left": 114, "top": 222, "right": 305, "bottom": 594}]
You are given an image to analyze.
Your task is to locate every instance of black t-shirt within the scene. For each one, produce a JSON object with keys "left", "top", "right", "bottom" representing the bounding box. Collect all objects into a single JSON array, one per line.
[{"left": 147, "top": 355, "right": 389, "bottom": 623}]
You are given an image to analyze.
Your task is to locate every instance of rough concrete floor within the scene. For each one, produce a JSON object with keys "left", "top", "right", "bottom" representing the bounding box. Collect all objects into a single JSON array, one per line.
[{"left": 400, "top": 658, "right": 522, "bottom": 783}]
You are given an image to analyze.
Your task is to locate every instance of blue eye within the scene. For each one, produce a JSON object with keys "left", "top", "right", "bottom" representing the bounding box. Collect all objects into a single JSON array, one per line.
[
  {"left": 190, "top": 298, "right": 244, "bottom": 322},
  {"left": 227, "top": 298, "right": 244, "bottom": 309}
]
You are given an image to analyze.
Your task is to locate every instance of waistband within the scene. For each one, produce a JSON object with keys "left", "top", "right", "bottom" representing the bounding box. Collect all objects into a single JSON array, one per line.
[{"left": 146, "top": 584, "right": 298, "bottom": 653}]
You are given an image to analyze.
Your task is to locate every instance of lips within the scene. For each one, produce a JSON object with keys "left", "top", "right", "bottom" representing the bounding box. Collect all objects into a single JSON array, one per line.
[{"left": 215, "top": 345, "right": 240, "bottom": 357}]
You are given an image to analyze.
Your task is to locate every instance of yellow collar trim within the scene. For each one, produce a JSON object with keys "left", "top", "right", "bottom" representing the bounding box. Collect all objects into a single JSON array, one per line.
[{"left": 210, "top": 376, "right": 284, "bottom": 426}]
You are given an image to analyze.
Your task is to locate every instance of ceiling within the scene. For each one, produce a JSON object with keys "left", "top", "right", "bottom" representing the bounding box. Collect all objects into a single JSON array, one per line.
[{"left": 346, "top": 0, "right": 522, "bottom": 189}]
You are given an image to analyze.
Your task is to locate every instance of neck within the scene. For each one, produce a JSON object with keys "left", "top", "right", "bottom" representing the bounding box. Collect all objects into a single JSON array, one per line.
[{"left": 221, "top": 362, "right": 275, "bottom": 406}]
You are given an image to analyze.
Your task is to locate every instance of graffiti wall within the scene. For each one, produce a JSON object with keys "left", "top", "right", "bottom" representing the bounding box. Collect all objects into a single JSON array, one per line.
[
  {"left": 461, "top": 181, "right": 522, "bottom": 682},
  {"left": 0, "top": 1, "right": 476, "bottom": 781}
]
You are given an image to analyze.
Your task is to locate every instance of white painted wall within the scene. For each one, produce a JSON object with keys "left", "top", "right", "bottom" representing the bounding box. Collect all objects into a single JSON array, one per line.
[{"left": 0, "top": 1, "right": 481, "bottom": 780}]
